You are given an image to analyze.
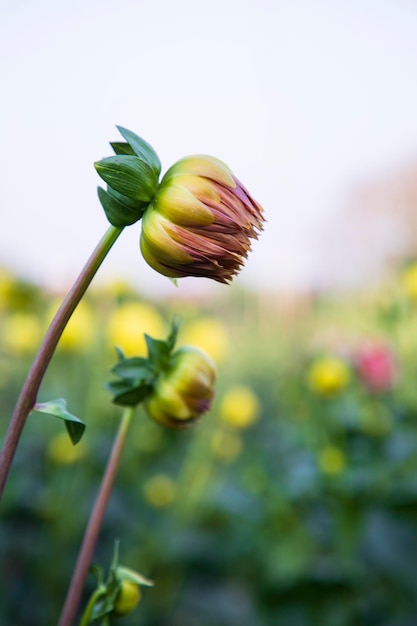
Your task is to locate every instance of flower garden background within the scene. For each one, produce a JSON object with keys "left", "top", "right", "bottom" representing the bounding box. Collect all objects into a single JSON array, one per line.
[{"left": 2, "top": 261, "right": 417, "bottom": 625}]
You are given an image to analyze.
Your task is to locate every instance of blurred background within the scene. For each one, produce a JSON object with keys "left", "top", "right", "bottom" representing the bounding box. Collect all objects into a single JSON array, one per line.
[{"left": 2, "top": 0, "right": 417, "bottom": 625}]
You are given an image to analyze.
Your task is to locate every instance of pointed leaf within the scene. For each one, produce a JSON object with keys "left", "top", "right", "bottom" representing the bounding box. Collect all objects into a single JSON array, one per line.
[
  {"left": 89, "top": 564, "right": 104, "bottom": 585},
  {"left": 111, "top": 141, "right": 136, "bottom": 156},
  {"left": 166, "top": 317, "right": 181, "bottom": 352},
  {"left": 98, "top": 187, "right": 144, "bottom": 227},
  {"left": 145, "top": 320, "right": 180, "bottom": 369},
  {"left": 116, "top": 566, "right": 154, "bottom": 587},
  {"left": 33, "top": 399, "right": 85, "bottom": 444},
  {"left": 145, "top": 334, "right": 171, "bottom": 368},
  {"left": 117, "top": 126, "right": 161, "bottom": 177},
  {"left": 94, "top": 155, "right": 158, "bottom": 202},
  {"left": 111, "top": 357, "right": 154, "bottom": 382},
  {"left": 107, "top": 185, "right": 146, "bottom": 211},
  {"left": 112, "top": 384, "right": 153, "bottom": 407},
  {"left": 105, "top": 380, "right": 137, "bottom": 395}
]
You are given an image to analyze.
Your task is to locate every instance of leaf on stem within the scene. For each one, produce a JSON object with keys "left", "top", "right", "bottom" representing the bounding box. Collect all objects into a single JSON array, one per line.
[{"left": 32, "top": 398, "right": 85, "bottom": 445}]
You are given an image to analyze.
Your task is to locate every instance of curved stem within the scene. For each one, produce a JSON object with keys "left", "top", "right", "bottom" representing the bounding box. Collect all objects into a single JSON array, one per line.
[
  {"left": 0, "top": 225, "right": 123, "bottom": 501},
  {"left": 79, "top": 586, "right": 107, "bottom": 626},
  {"left": 58, "top": 406, "right": 135, "bottom": 626}
]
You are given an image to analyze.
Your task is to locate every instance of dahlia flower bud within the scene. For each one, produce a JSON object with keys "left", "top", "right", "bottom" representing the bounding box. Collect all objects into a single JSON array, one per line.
[
  {"left": 140, "top": 155, "right": 264, "bottom": 283},
  {"left": 144, "top": 346, "right": 216, "bottom": 428},
  {"left": 113, "top": 581, "right": 141, "bottom": 617}
]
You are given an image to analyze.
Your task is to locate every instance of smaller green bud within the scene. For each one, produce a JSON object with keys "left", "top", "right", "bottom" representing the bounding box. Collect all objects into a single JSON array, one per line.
[
  {"left": 144, "top": 346, "right": 216, "bottom": 429},
  {"left": 113, "top": 580, "right": 141, "bottom": 617}
]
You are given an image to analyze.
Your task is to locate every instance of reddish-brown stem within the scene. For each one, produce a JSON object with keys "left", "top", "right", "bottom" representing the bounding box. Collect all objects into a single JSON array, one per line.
[
  {"left": 57, "top": 407, "right": 134, "bottom": 626},
  {"left": 0, "top": 225, "right": 123, "bottom": 500}
]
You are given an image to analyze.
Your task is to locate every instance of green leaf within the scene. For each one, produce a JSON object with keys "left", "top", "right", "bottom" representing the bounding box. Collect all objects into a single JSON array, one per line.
[
  {"left": 145, "top": 334, "right": 171, "bottom": 368},
  {"left": 116, "top": 126, "right": 161, "bottom": 177},
  {"left": 166, "top": 317, "right": 181, "bottom": 352},
  {"left": 115, "top": 566, "right": 154, "bottom": 587},
  {"left": 145, "top": 319, "right": 180, "bottom": 369},
  {"left": 97, "top": 187, "right": 146, "bottom": 227},
  {"left": 107, "top": 186, "right": 146, "bottom": 212},
  {"left": 111, "top": 141, "right": 136, "bottom": 156},
  {"left": 32, "top": 398, "right": 85, "bottom": 445},
  {"left": 111, "top": 384, "right": 153, "bottom": 407},
  {"left": 89, "top": 564, "right": 104, "bottom": 586},
  {"left": 94, "top": 155, "right": 158, "bottom": 203},
  {"left": 105, "top": 380, "right": 137, "bottom": 395},
  {"left": 111, "top": 357, "right": 153, "bottom": 382}
]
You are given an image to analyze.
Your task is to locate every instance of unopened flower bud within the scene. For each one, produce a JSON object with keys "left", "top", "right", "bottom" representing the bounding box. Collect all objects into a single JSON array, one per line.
[
  {"left": 113, "top": 580, "right": 141, "bottom": 617},
  {"left": 140, "top": 155, "right": 264, "bottom": 283},
  {"left": 144, "top": 346, "right": 216, "bottom": 428}
]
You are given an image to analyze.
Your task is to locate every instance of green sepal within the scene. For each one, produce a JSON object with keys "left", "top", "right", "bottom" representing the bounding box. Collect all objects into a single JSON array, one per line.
[
  {"left": 115, "top": 566, "right": 154, "bottom": 587},
  {"left": 116, "top": 126, "right": 161, "bottom": 177},
  {"left": 106, "top": 320, "right": 181, "bottom": 408},
  {"left": 86, "top": 542, "right": 152, "bottom": 624},
  {"left": 110, "top": 141, "right": 136, "bottom": 156},
  {"left": 97, "top": 186, "right": 147, "bottom": 227},
  {"left": 107, "top": 186, "right": 147, "bottom": 212},
  {"left": 94, "top": 155, "right": 158, "bottom": 203},
  {"left": 105, "top": 380, "right": 153, "bottom": 407},
  {"left": 111, "top": 356, "right": 154, "bottom": 382},
  {"left": 32, "top": 398, "right": 85, "bottom": 445},
  {"left": 145, "top": 318, "right": 180, "bottom": 370},
  {"left": 89, "top": 564, "right": 104, "bottom": 586}
]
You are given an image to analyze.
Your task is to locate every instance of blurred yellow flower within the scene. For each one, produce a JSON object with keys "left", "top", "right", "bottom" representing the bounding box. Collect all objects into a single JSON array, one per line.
[
  {"left": 219, "top": 385, "right": 260, "bottom": 429},
  {"left": 106, "top": 302, "right": 165, "bottom": 356},
  {"left": 0, "top": 268, "right": 15, "bottom": 310},
  {"left": 143, "top": 474, "right": 177, "bottom": 508},
  {"left": 47, "top": 300, "right": 96, "bottom": 353},
  {"left": 47, "top": 431, "right": 88, "bottom": 465},
  {"left": 318, "top": 445, "right": 346, "bottom": 475},
  {"left": 401, "top": 263, "right": 417, "bottom": 300},
  {"left": 180, "top": 317, "right": 229, "bottom": 363},
  {"left": 211, "top": 430, "right": 243, "bottom": 463},
  {"left": 307, "top": 357, "right": 350, "bottom": 397},
  {"left": 3, "top": 312, "right": 42, "bottom": 354}
]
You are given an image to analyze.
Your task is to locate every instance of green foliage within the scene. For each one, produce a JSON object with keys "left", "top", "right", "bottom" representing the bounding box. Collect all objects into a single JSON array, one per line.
[
  {"left": 81, "top": 542, "right": 153, "bottom": 625},
  {"left": 115, "top": 126, "right": 161, "bottom": 178},
  {"left": 3, "top": 270, "right": 417, "bottom": 625},
  {"left": 95, "top": 127, "right": 161, "bottom": 227},
  {"left": 95, "top": 155, "right": 157, "bottom": 203},
  {"left": 32, "top": 398, "right": 85, "bottom": 445},
  {"left": 97, "top": 187, "right": 148, "bottom": 227},
  {"left": 106, "top": 321, "right": 180, "bottom": 407}
]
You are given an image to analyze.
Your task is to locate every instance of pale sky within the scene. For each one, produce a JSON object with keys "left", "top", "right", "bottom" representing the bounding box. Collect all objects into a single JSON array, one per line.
[{"left": 1, "top": 0, "right": 417, "bottom": 295}]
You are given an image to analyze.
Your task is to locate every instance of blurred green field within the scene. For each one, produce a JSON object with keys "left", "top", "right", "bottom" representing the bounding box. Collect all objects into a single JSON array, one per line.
[{"left": 2, "top": 265, "right": 417, "bottom": 626}]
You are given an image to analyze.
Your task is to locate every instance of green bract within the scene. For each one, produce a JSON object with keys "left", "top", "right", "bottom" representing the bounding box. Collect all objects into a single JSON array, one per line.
[{"left": 95, "top": 127, "right": 161, "bottom": 227}]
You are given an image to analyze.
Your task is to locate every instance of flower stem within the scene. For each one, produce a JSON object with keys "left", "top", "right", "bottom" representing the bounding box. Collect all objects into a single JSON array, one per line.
[
  {"left": 78, "top": 587, "right": 107, "bottom": 626},
  {"left": 0, "top": 225, "right": 123, "bottom": 501},
  {"left": 58, "top": 406, "right": 135, "bottom": 626}
]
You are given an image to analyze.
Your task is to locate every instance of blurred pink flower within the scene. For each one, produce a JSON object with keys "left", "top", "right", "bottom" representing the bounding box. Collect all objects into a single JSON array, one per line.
[{"left": 355, "top": 343, "right": 398, "bottom": 393}]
